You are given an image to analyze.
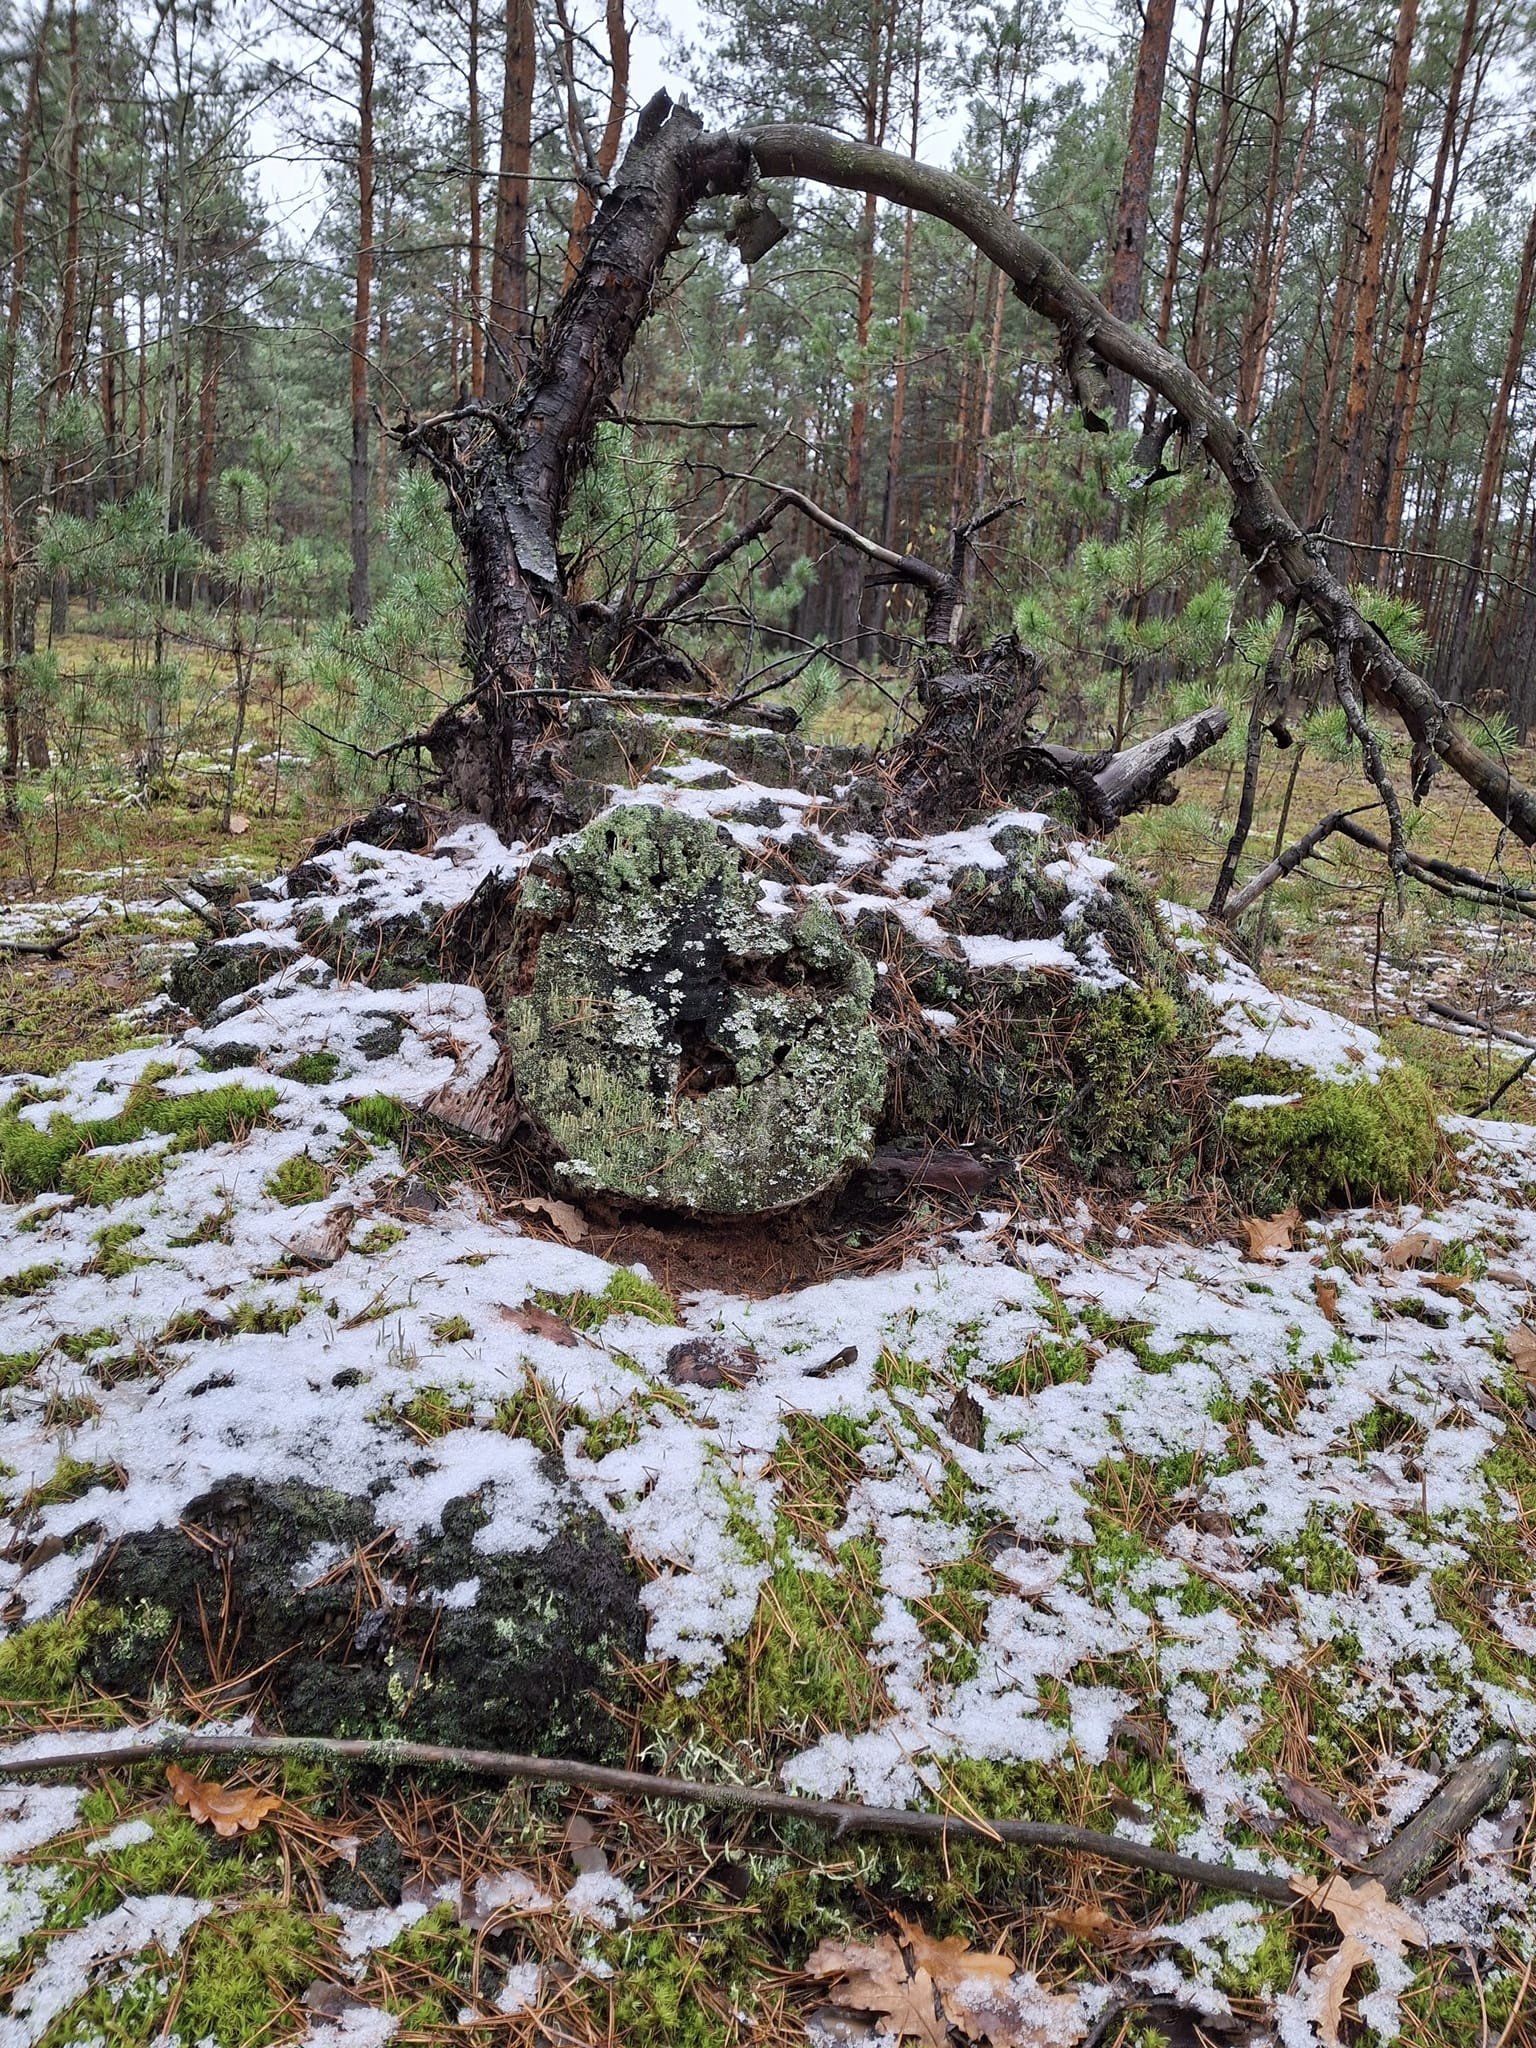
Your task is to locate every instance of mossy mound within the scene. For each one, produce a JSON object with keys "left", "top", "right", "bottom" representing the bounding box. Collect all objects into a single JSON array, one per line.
[
  {"left": 1213, "top": 1054, "right": 1440, "bottom": 1210},
  {"left": 169, "top": 938, "right": 294, "bottom": 1022},
  {"left": 870, "top": 834, "right": 1223, "bottom": 1196},
  {"left": 503, "top": 805, "right": 886, "bottom": 1214},
  {"left": 72, "top": 1476, "right": 644, "bottom": 1759}
]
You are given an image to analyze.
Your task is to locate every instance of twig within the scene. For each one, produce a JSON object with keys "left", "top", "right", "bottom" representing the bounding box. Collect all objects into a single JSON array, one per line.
[
  {"left": 0, "top": 1727, "right": 1299, "bottom": 1903},
  {"left": 1424, "top": 1001, "right": 1536, "bottom": 1053},
  {"left": 0, "top": 927, "right": 81, "bottom": 957},
  {"left": 1223, "top": 804, "right": 1381, "bottom": 920},
  {"left": 1359, "top": 1742, "right": 1519, "bottom": 1898},
  {"left": 1483, "top": 1051, "right": 1536, "bottom": 1114}
]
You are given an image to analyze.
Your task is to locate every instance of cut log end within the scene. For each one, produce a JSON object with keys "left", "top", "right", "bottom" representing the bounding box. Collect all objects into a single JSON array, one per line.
[{"left": 502, "top": 806, "right": 886, "bottom": 1215}]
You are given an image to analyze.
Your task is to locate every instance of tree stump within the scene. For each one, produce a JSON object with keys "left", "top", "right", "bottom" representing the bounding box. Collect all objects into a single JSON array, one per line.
[{"left": 502, "top": 805, "right": 887, "bottom": 1214}]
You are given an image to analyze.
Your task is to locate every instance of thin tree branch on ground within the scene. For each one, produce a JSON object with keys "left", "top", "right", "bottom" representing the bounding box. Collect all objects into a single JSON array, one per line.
[{"left": 0, "top": 1727, "right": 1297, "bottom": 1901}]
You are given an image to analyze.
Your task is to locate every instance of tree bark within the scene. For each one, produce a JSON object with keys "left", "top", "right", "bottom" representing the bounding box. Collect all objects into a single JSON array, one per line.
[
  {"left": 1, "top": 0, "right": 56, "bottom": 827},
  {"left": 1442, "top": 198, "right": 1536, "bottom": 695},
  {"left": 1106, "top": 0, "right": 1177, "bottom": 427},
  {"left": 1335, "top": 0, "right": 1419, "bottom": 541},
  {"left": 349, "top": 0, "right": 375, "bottom": 626},
  {"left": 485, "top": 0, "right": 536, "bottom": 401},
  {"left": 1373, "top": 0, "right": 1482, "bottom": 557}
]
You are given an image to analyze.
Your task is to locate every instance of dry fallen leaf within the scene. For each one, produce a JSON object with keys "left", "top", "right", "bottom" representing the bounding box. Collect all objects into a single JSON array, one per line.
[
  {"left": 1508, "top": 1323, "right": 1536, "bottom": 1388},
  {"left": 509, "top": 1195, "right": 589, "bottom": 1243},
  {"left": 227, "top": 812, "right": 250, "bottom": 836},
  {"left": 499, "top": 1300, "right": 578, "bottom": 1346},
  {"left": 665, "top": 1337, "right": 759, "bottom": 1389},
  {"left": 1290, "top": 1872, "right": 1426, "bottom": 1955},
  {"left": 1275, "top": 1772, "right": 1372, "bottom": 1863},
  {"left": 1314, "top": 1277, "right": 1341, "bottom": 1325},
  {"left": 166, "top": 1762, "right": 281, "bottom": 1838},
  {"left": 1421, "top": 1272, "right": 1469, "bottom": 1298},
  {"left": 806, "top": 1936, "right": 947, "bottom": 2048},
  {"left": 1382, "top": 1229, "right": 1438, "bottom": 1270},
  {"left": 808, "top": 1922, "right": 1085, "bottom": 2047},
  {"left": 1240, "top": 1207, "right": 1301, "bottom": 1261},
  {"left": 1308, "top": 1934, "right": 1372, "bottom": 2048}
]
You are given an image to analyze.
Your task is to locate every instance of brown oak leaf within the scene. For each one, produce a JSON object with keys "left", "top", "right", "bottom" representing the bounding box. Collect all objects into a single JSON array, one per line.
[
  {"left": 166, "top": 1762, "right": 281, "bottom": 1838},
  {"left": 1290, "top": 1873, "right": 1426, "bottom": 1955},
  {"left": 499, "top": 1301, "right": 578, "bottom": 1346},
  {"left": 1240, "top": 1208, "right": 1301, "bottom": 1261}
]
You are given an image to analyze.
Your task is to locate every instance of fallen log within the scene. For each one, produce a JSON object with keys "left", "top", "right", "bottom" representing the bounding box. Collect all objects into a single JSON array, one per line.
[{"left": 1022, "top": 706, "right": 1231, "bottom": 828}]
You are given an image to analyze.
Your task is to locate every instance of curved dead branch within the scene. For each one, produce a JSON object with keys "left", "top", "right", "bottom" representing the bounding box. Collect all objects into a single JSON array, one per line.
[{"left": 741, "top": 124, "right": 1536, "bottom": 848}]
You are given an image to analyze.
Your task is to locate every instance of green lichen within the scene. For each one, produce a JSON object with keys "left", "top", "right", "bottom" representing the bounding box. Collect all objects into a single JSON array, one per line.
[{"left": 504, "top": 806, "right": 885, "bottom": 1215}]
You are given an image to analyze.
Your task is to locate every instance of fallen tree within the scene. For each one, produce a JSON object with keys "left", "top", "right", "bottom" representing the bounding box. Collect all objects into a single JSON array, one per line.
[{"left": 398, "top": 92, "right": 1536, "bottom": 855}]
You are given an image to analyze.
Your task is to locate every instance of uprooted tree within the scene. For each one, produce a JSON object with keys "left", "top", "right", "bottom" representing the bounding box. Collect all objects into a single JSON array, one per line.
[{"left": 299, "top": 92, "right": 1533, "bottom": 1219}]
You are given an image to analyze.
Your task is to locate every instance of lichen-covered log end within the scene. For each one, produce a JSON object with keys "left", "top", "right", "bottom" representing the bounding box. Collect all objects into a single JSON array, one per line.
[{"left": 503, "top": 804, "right": 886, "bottom": 1214}]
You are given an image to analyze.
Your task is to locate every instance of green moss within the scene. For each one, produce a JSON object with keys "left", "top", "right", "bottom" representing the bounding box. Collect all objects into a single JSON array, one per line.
[
  {"left": 91, "top": 1221, "right": 148, "bottom": 1277},
  {"left": 873, "top": 1346, "right": 931, "bottom": 1392},
  {"left": 0, "top": 1600, "right": 115, "bottom": 1711},
  {"left": 279, "top": 1050, "right": 340, "bottom": 1084},
  {"left": 543, "top": 1266, "right": 679, "bottom": 1331},
  {"left": 61, "top": 1146, "right": 165, "bottom": 1206},
  {"left": 0, "top": 1261, "right": 60, "bottom": 1296},
  {"left": 263, "top": 1151, "right": 331, "bottom": 1205},
  {"left": 0, "top": 1078, "right": 277, "bottom": 1202},
  {"left": 26, "top": 1453, "right": 121, "bottom": 1509},
  {"left": 431, "top": 1314, "right": 474, "bottom": 1343},
  {"left": 384, "top": 1385, "right": 474, "bottom": 1439},
  {"left": 1216, "top": 1056, "right": 1438, "bottom": 1211},
  {"left": 572, "top": 1926, "right": 738, "bottom": 2048},
  {"left": 657, "top": 1525, "right": 884, "bottom": 1756},
  {"left": 56, "top": 1327, "right": 119, "bottom": 1361},
  {"left": 344, "top": 1093, "right": 406, "bottom": 1144},
  {"left": 357, "top": 1220, "right": 405, "bottom": 1254},
  {"left": 0, "top": 1347, "right": 42, "bottom": 1388}
]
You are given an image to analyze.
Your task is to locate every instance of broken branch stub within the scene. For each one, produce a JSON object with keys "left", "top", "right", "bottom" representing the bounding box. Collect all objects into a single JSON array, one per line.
[{"left": 501, "top": 805, "right": 886, "bottom": 1213}]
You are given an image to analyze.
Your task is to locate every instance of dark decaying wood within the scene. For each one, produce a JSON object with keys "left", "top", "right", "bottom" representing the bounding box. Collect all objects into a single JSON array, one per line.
[{"left": 1360, "top": 1740, "right": 1520, "bottom": 1898}]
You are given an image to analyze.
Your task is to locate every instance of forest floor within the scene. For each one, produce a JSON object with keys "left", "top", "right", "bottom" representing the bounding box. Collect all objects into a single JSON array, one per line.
[{"left": 0, "top": 648, "right": 1534, "bottom": 2047}]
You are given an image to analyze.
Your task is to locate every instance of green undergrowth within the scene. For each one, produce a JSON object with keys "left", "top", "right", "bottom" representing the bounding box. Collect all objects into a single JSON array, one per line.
[
  {"left": 1214, "top": 1053, "right": 1439, "bottom": 1210},
  {"left": 0, "top": 1070, "right": 277, "bottom": 1202},
  {"left": 537, "top": 1267, "right": 679, "bottom": 1331}
]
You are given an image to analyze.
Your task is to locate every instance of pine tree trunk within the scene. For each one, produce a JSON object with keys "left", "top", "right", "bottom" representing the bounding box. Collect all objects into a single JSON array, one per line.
[
  {"left": 1, "top": 0, "right": 55, "bottom": 827},
  {"left": 1375, "top": 0, "right": 1483, "bottom": 558},
  {"left": 1335, "top": 0, "right": 1419, "bottom": 541},
  {"left": 349, "top": 0, "right": 375, "bottom": 627},
  {"left": 1106, "top": 0, "right": 1177, "bottom": 426},
  {"left": 1442, "top": 199, "right": 1536, "bottom": 695},
  {"left": 467, "top": 0, "right": 484, "bottom": 398},
  {"left": 485, "top": 0, "right": 535, "bottom": 402}
]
